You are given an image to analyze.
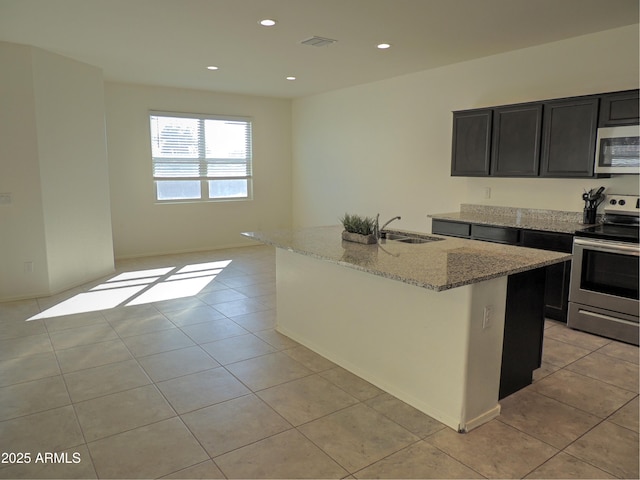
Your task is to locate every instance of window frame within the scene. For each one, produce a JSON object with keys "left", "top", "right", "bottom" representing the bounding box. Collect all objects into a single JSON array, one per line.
[{"left": 149, "top": 110, "right": 253, "bottom": 204}]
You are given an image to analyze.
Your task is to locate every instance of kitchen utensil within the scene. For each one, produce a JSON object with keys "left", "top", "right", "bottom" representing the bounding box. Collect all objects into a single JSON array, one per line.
[{"left": 582, "top": 186, "right": 606, "bottom": 224}]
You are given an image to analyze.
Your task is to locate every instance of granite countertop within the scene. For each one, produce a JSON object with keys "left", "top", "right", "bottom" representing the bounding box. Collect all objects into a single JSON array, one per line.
[
  {"left": 242, "top": 225, "right": 571, "bottom": 292},
  {"left": 429, "top": 204, "right": 593, "bottom": 234}
]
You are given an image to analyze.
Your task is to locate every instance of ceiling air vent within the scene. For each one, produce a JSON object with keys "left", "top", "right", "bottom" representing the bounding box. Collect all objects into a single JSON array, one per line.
[{"left": 300, "top": 36, "right": 337, "bottom": 47}]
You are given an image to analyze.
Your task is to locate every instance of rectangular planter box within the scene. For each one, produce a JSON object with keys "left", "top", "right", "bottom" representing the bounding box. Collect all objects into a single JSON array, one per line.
[{"left": 342, "top": 231, "right": 377, "bottom": 244}]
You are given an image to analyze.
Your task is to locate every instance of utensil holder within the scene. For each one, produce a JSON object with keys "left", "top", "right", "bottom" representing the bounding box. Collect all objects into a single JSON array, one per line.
[{"left": 583, "top": 207, "right": 597, "bottom": 224}]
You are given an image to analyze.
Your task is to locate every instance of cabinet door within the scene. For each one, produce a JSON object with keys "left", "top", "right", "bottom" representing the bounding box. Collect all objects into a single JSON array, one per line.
[
  {"left": 431, "top": 219, "right": 471, "bottom": 238},
  {"left": 491, "top": 104, "right": 542, "bottom": 176},
  {"left": 520, "top": 229, "right": 573, "bottom": 322},
  {"left": 543, "top": 261, "right": 572, "bottom": 322},
  {"left": 500, "top": 267, "right": 546, "bottom": 399},
  {"left": 520, "top": 230, "right": 573, "bottom": 253},
  {"left": 599, "top": 90, "right": 639, "bottom": 127},
  {"left": 540, "top": 98, "right": 599, "bottom": 177},
  {"left": 471, "top": 224, "right": 519, "bottom": 244},
  {"left": 451, "top": 109, "right": 492, "bottom": 176}
]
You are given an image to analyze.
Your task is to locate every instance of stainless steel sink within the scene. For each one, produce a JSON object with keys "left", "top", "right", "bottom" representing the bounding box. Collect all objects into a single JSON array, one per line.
[
  {"left": 382, "top": 233, "right": 411, "bottom": 241},
  {"left": 381, "top": 232, "right": 442, "bottom": 244},
  {"left": 396, "top": 237, "right": 434, "bottom": 244}
]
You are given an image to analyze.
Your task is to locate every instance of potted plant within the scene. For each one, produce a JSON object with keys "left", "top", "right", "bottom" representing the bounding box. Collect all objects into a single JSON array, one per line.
[{"left": 340, "top": 213, "right": 377, "bottom": 244}]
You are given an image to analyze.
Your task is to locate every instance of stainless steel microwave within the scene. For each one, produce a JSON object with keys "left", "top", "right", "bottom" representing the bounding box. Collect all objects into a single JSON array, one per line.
[{"left": 594, "top": 124, "right": 640, "bottom": 175}]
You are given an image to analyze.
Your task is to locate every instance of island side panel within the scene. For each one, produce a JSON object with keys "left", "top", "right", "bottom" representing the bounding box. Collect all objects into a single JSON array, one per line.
[
  {"left": 275, "top": 248, "right": 507, "bottom": 432},
  {"left": 462, "top": 275, "right": 508, "bottom": 430}
]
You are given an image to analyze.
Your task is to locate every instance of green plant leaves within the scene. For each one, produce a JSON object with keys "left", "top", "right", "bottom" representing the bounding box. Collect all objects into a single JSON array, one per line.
[{"left": 339, "top": 213, "right": 375, "bottom": 235}]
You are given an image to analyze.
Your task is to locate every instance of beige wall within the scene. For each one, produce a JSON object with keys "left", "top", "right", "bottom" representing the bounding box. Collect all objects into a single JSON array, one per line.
[
  {"left": 292, "top": 25, "right": 640, "bottom": 232},
  {"left": 0, "top": 43, "right": 49, "bottom": 299},
  {"left": 2, "top": 24, "right": 639, "bottom": 299},
  {"left": 105, "top": 83, "right": 292, "bottom": 258},
  {"left": 32, "top": 48, "right": 114, "bottom": 294},
  {"left": 0, "top": 42, "right": 114, "bottom": 301}
]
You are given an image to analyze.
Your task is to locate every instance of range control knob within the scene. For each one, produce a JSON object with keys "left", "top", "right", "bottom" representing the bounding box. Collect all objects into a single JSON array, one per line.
[
  {"left": 619, "top": 199, "right": 626, "bottom": 206},
  {"left": 610, "top": 199, "right": 617, "bottom": 205}
]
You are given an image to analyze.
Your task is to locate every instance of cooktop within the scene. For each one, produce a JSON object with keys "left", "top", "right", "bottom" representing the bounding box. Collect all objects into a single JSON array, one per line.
[{"left": 575, "top": 194, "right": 639, "bottom": 244}]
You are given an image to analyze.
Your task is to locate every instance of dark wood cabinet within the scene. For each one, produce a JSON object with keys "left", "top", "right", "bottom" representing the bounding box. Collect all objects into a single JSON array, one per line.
[
  {"left": 491, "top": 104, "right": 542, "bottom": 176},
  {"left": 520, "top": 229, "right": 573, "bottom": 252},
  {"left": 432, "top": 220, "right": 573, "bottom": 322},
  {"left": 540, "top": 97, "right": 599, "bottom": 177},
  {"left": 471, "top": 224, "right": 520, "bottom": 244},
  {"left": 541, "top": 261, "right": 572, "bottom": 321},
  {"left": 451, "top": 109, "right": 492, "bottom": 176},
  {"left": 500, "top": 267, "right": 546, "bottom": 399},
  {"left": 431, "top": 219, "right": 470, "bottom": 238},
  {"left": 451, "top": 89, "right": 634, "bottom": 178},
  {"left": 599, "top": 90, "right": 640, "bottom": 127},
  {"left": 520, "top": 230, "right": 573, "bottom": 322}
]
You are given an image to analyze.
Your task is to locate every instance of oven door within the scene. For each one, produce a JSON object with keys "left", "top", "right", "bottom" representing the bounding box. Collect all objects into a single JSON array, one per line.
[{"left": 570, "top": 237, "right": 640, "bottom": 317}]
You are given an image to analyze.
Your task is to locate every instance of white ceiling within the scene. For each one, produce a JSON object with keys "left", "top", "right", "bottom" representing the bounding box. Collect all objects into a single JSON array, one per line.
[{"left": 0, "top": 0, "right": 638, "bottom": 98}]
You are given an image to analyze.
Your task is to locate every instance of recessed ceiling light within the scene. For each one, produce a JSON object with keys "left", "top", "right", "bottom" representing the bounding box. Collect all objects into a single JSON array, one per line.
[
  {"left": 206, "top": 65, "right": 219, "bottom": 70},
  {"left": 286, "top": 76, "right": 296, "bottom": 81},
  {"left": 377, "top": 43, "right": 391, "bottom": 49},
  {"left": 259, "top": 19, "right": 277, "bottom": 26}
]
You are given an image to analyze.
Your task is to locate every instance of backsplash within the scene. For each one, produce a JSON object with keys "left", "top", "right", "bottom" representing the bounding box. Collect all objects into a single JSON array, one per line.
[{"left": 460, "top": 204, "right": 586, "bottom": 223}]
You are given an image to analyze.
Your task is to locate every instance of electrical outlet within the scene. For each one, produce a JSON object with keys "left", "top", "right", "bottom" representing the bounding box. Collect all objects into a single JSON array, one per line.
[
  {"left": 482, "top": 305, "right": 492, "bottom": 329},
  {"left": 0, "top": 193, "right": 11, "bottom": 205},
  {"left": 484, "top": 187, "right": 491, "bottom": 199},
  {"left": 24, "top": 262, "right": 34, "bottom": 273}
]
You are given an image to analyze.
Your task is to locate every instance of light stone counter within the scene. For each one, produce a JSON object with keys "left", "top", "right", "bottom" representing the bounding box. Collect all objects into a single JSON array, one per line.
[
  {"left": 242, "top": 225, "right": 571, "bottom": 291},
  {"left": 429, "top": 204, "right": 594, "bottom": 234}
]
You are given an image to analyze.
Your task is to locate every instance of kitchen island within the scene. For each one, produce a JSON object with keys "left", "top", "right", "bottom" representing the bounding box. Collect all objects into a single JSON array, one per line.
[
  {"left": 242, "top": 226, "right": 571, "bottom": 432},
  {"left": 429, "top": 204, "right": 590, "bottom": 323}
]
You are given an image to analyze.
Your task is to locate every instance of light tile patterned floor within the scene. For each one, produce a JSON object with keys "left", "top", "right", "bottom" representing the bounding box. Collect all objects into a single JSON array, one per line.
[{"left": 0, "top": 245, "right": 638, "bottom": 479}]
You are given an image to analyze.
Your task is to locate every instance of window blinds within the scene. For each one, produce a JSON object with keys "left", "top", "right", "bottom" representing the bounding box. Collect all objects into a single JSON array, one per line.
[{"left": 150, "top": 112, "right": 252, "bottom": 181}]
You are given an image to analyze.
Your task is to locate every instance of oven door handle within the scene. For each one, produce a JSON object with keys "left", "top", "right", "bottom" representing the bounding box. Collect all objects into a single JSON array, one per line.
[
  {"left": 574, "top": 237, "right": 640, "bottom": 256},
  {"left": 579, "top": 309, "right": 640, "bottom": 327}
]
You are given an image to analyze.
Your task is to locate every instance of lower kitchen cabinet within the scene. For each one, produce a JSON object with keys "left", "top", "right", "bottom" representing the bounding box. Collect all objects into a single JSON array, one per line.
[
  {"left": 432, "top": 219, "right": 572, "bottom": 322},
  {"left": 431, "top": 219, "right": 470, "bottom": 237},
  {"left": 542, "top": 261, "right": 572, "bottom": 321},
  {"left": 520, "top": 229, "right": 573, "bottom": 322},
  {"left": 500, "top": 267, "right": 546, "bottom": 399},
  {"left": 432, "top": 219, "right": 470, "bottom": 239},
  {"left": 471, "top": 224, "right": 520, "bottom": 244}
]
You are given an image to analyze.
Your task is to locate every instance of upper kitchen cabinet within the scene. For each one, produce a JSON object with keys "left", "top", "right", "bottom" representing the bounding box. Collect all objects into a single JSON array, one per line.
[
  {"left": 451, "top": 89, "right": 636, "bottom": 179},
  {"left": 598, "top": 90, "right": 640, "bottom": 127},
  {"left": 491, "top": 104, "right": 542, "bottom": 177},
  {"left": 451, "top": 109, "right": 492, "bottom": 176},
  {"left": 540, "top": 97, "right": 599, "bottom": 177}
]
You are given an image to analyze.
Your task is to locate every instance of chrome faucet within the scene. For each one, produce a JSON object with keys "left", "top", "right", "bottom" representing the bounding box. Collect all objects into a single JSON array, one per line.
[{"left": 375, "top": 214, "right": 402, "bottom": 239}]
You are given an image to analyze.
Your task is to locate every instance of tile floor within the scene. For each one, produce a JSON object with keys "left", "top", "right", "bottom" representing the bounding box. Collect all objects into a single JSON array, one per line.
[{"left": 0, "top": 245, "right": 638, "bottom": 479}]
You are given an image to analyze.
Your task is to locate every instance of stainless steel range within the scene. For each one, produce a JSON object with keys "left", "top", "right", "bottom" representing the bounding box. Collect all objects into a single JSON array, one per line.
[{"left": 568, "top": 194, "right": 639, "bottom": 345}]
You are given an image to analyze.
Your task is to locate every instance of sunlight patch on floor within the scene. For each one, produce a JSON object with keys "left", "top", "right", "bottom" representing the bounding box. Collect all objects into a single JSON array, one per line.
[
  {"left": 126, "top": 275, "right": 218, "bottom": 305},
  {"left": 28, "top": 286, "right": 148, "bottom": 320},
  {"left": 27, "top": 260, "right": 232, "bottom": 321}
]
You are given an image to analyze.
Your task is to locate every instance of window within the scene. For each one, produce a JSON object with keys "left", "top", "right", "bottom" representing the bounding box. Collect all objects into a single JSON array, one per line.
[{"left": 149, "top": 111, "right": 252, "bottom": 202}]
